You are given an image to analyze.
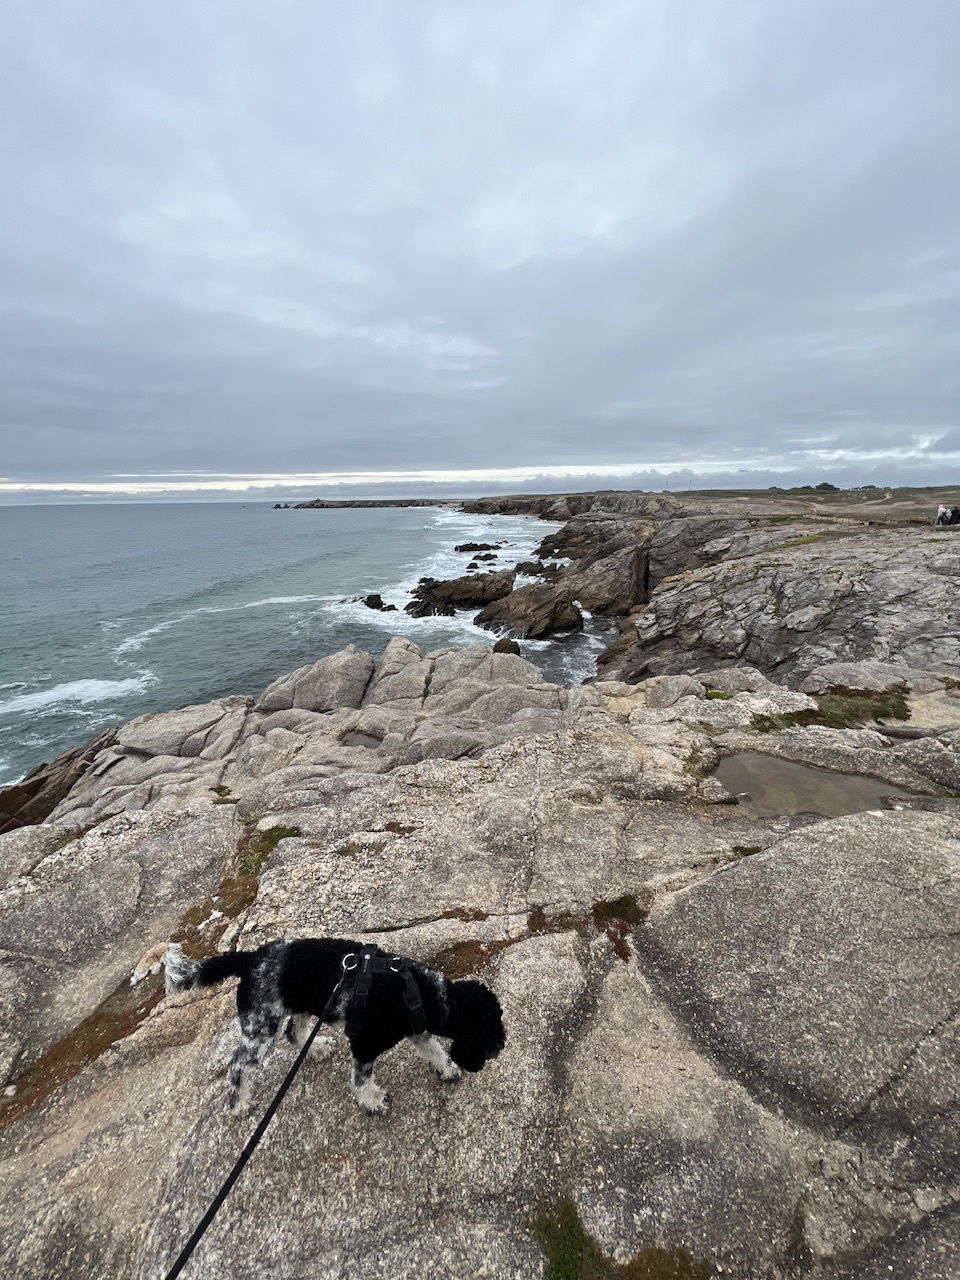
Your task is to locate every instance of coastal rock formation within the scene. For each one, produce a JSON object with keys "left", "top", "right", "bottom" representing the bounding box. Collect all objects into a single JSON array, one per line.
[
  {"left": 474, "top": 582, "right": 584, "bottom": 638},
  {"left": 1, "top": 659, "right": 957, "bottom": 1277},
  {"left": 359, "top": 593, "right": 397, "bottom": 612},
  {"left": 560, "top": 544, "right": 647, "bottom": 614},
  {"left": 462, "top": 491, "right": 688, "bottom": 520},
  {"left": 38, "top": 641, "right": 588, "bottom": 826},
  {"left": 601, "top": 530, "right": 960, "bottom": 686},
  {"left": 646, "top": 515, "right": 846, "bottom": 580},
  {"left": 3, "top": 491, "right": 960, "bottom": 1279},
  {"left": 260, "top": 646, "right": 375, "bottom": 711},
  {"left": 404, "top": 570, "right": 515, "bottom": 617},
  {"left": 0, "top": 728, "right": 117, "bottom": 834},
  {"left": 0, "top": 808, "right": 236, "bottom": 1082}
]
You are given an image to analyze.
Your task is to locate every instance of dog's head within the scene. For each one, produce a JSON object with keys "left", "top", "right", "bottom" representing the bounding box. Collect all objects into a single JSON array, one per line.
[{"left": 446, "top": 978, "right": 506, "bottom": 1072}]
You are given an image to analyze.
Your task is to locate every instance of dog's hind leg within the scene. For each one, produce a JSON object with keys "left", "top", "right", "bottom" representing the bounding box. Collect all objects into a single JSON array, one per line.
[
  {"left": 227, "top": 1006, "right": 282, "bottom": 1115},
  {"left": 284, "top": 1013, "right": 335, "bottom": 1061},
  {"left": 349, "top": 1058, "right": 390, "bottom": 1116},
  {"left": 409, "top": 1033, "right": 461, "bottom": 1082}
]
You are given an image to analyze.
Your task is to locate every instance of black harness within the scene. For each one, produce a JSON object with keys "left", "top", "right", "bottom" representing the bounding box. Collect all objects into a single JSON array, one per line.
[{"left": 341, "top": 949, "right": 427, "bottom": 1037}]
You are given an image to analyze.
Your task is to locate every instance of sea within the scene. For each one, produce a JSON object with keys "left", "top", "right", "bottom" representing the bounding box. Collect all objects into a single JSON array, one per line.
[{"left": 1, "top": 502, "right": 608, "bottom": 785}]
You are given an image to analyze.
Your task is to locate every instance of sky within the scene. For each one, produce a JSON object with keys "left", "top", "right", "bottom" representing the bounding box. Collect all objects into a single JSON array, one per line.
[{"left": 1, "top": 0, "right": 959, "bottom": 502}]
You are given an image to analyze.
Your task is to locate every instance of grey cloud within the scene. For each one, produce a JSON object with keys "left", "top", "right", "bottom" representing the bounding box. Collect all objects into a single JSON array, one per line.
[{"left": 1, "top": 0, "right": 958, "bottom": 489}]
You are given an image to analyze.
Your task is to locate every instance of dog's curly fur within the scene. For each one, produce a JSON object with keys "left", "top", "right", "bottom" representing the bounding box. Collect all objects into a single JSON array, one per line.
[{"left": 160, "top": 937, "right": 505, "bottom": 1115}]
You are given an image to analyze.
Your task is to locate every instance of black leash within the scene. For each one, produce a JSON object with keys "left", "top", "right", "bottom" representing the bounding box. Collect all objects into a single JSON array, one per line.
[
  {"left": 162, "top": 948, "right": 426, "bottom": 1278},
  {"left": 161, "top": 973, "right": 347, "bottom": 1280}
]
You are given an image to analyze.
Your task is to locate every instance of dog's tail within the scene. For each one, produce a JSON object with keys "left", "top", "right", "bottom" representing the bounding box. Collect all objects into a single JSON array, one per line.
[{"left": 160, "top": 944, "right": 258, "bottom": 997}]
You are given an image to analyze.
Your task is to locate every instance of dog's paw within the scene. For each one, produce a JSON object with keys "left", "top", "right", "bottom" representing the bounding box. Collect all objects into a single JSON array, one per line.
[
  {"left": 356, "top": 1083, "right": 391, "bottom": 1116},
  {"left": 437, "top": 1061, "right": 462, "bottom": 1083},
  {"left": 228, "top": 1090, "right": 253, "bottom": 1118},
  {"left": 309, "top": 1035, "right": 335, "bottom": 1062}
]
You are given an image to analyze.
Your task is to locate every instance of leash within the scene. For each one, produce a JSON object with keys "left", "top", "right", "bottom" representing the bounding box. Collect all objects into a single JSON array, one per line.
[
  {"left": 162, "top": 949, "right": 426, "bottom": 1277},
  {"left": 161, "top": 970, "right": 348, "bottom": 1280}
]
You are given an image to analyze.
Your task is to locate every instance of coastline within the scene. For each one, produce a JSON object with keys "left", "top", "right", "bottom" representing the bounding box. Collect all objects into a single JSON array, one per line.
[
  {"left": 1, "top": 487, "right": 959, "bottom": 1280},
  {"left": 0, "top": 503, "right": 567, "bottom": 787}
]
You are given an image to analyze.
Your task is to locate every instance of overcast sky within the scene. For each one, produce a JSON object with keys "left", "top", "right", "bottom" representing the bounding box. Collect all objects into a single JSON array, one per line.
[{"left": 2, "top": 0, "right": 958, "bottom": 501}]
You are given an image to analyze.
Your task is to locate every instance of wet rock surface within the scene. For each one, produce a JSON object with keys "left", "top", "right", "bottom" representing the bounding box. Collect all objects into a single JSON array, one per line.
[{"left": 405, "top": 569, "right": 515, "bottom": 617}]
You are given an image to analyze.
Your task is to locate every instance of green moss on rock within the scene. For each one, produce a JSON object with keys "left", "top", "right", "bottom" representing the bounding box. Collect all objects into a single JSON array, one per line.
[{"left": 532, "top": 1199, "right": 713, "bottom": 1280}]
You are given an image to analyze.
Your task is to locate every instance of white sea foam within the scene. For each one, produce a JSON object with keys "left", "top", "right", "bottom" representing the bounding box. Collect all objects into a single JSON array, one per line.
[
  {"left": 0, "top": 673, "right": 158, "bottom": 717},
  {"left": 111, "top": 595, "right": 332, "bottom": 657}
]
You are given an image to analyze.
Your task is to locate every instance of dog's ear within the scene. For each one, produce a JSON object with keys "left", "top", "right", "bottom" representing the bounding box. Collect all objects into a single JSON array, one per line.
[{"left": 447, "top": 978, "right": 505, "bottom": 1072}]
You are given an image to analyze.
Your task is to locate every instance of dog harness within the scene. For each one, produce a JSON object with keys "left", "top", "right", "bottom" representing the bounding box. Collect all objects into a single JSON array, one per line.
[{"left": 340, "top": 949, "right": 427, "bottom": 1037}]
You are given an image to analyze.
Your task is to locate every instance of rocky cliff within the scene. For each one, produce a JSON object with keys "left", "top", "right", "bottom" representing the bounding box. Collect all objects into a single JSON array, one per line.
[{"left": 1, "top": 494, "right": 959, "bottom": 1280}]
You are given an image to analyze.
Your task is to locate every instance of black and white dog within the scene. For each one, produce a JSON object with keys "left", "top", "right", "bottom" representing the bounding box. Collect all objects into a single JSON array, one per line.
[{"left": 159, "top": 938, "right": 505, "bottom": 1116}]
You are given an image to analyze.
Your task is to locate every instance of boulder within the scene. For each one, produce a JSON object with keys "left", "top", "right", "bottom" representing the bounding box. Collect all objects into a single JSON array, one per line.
[
  {"left": 492, "top": 638, "right": 521, "bottom": 656},
  {"left": 474, "top": 584, "right": 584, "bottom": 639},
  {"left": 259, "top": 645, "right": 376, "bottom": 712},
  {"left": 116, "top": 697, "right": 252, "bottom": 759},
  {"left": 359, "top": 593, "right": 397, "bottom": 612},
  {"left": 799, "top": 660, "right": 943, "bottom": 695},
  {"left": 405, "top": 571, "right": 515, "bottom": 617},
  {"left": 696, "top": 665, "right": 777, "bottom": 694}
]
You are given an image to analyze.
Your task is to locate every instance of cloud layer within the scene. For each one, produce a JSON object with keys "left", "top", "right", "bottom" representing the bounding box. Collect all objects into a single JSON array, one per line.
[{"left": 2, "top": 1, "right": 958, "bottom": 496}]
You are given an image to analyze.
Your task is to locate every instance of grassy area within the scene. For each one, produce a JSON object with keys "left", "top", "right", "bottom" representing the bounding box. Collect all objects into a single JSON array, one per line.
[
  {"left": 751, "top": 689, "right": 909, "bottom": 733},
  {"left": 235, "top": 824, "right": 303, "bottom": 876}
]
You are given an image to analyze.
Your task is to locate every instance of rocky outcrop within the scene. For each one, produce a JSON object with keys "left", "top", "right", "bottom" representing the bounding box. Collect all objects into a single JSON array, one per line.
[
  {"left": 474, "top": 582, "right": 584, "bottom": 638},
  {"left": 0, "top": 667, "right": 957, "bottom": 1277},
  {"left": 404, "top": 569, "right": 515, "bottom": 617},
  {"left": 535, "top": 513, "right": 655, "bottom": 562},
  {"left": 259, "top": 645, "right": 376, "bottom": 711},
  {"left": 292, "top": 498, "right": 455, "bottom": 509},
  {"left": 0, "top": 808, "right": 236, "bottom": 1083},
  {"left": 601, "top": 530, "right": 960, "bottom": 686},
  {"left": 646, "top": 516, "right": 846, "bottom": 580},
  {"left": 462, "top": 491, "right": 688, "bottom": 520},
  {"left": 38, "top": 641, "right": 592, "bottom": 827},
  {"left": 0, "top": 728, "right": 118, "bottom": 834},
  {"left": 560, "top": 544, "right": 647, "bottom": 614},
  {"left": 359, "top": 593, "right": 397, "bottom": 612}
]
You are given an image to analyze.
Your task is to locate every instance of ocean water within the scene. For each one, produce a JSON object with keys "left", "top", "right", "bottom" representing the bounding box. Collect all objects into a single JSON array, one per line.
[{"left": 1, "top": 502, "right": 607, "bottom": 784}]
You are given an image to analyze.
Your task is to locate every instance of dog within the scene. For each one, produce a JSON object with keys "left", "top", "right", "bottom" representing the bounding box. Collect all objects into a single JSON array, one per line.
[{"left": 151, "top": 937, "right": 505, "bottom": 1116}]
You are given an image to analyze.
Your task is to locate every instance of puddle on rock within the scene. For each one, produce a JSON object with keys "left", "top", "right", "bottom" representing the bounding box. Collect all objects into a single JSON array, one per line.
[{"left": 714, "top": 752, "right": 923, "bottom": 819}]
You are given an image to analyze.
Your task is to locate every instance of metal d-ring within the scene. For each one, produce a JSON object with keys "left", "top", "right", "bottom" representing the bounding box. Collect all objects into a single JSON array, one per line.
[
  {"left": 389, "top": 956, "right": 403, "bottom": 972},
  {"left": 341, "top": 953, "right": 359, "bottom": 972}
]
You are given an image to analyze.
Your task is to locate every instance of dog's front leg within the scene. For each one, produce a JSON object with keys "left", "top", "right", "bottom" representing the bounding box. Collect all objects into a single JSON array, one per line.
[
  {"left": 350, "top": 1058, "right": 390, "bottom": 1115},
  {"left": 410, "top": 1033, "right": 461, "bottom": 1082}
]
